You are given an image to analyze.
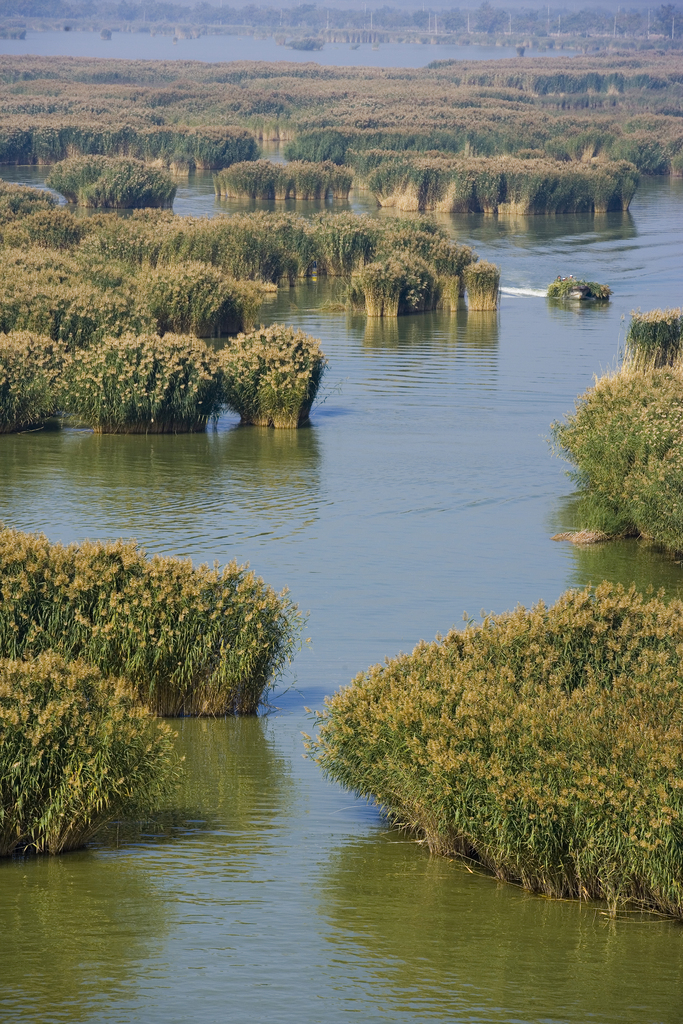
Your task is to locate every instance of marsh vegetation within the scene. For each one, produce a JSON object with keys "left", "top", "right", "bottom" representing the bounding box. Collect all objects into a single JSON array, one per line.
[{"left": 310, "top": 583, "right": 683, "bottom": 918}]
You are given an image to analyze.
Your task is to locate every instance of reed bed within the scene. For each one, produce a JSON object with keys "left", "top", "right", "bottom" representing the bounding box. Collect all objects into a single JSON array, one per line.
[
  {"left": 0, "top": 245, "right": 262, "bottom": 346},
  {"left": 0, "top": 527, "right": 303, "bottom": 716},
  {"left": 215, "top": 160, "right": 352, "bottom": 201},
  {"left": 0, "top": 121, "right": 257, "bottom": 170},
  {"left": 309, "top": 582, "right": 683, "bottom": 918},
  {"left": 365, "top": 155, "right": 639, "bottom": 214},
  {"left": 547, "top": 278, "right": 612, "bottom": 300},
  {"left": 552, "top": 365, "right": 683, "bottom": 550},
  {"left": 463, "top": 261, "right": 500, "bottom": 311},
  {"left": 2, "top": 54, "right": 683, "bottom": 178},
  {"left": 0, "top": 332, "right": 65, "bottom": 433},
  {"left": 350, "top": 256, "right": 439, "bottom": 317},
  {"left": 0, "top": 653, "right": 178, "bottom": 856},
  {"left": 220, "top": 325, "right": 327, "bottom": 428},
  {"left": 47, "top": 156, "right": 177, "bottom": 209},
  {"left": 625, "top": 308, "right": 683, "bottom": 369},
  {"left": 139, "top": 263, "right": 263, "bottom": 337},
  {"left": 63, "top": 333, "right": 223, "bottom": 434}
]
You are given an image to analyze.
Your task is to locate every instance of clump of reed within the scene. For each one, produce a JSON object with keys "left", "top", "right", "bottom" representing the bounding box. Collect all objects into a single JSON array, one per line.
[
  {"left": 309, "top": 582, "right": 683, "bottom": 918},
  {"left": 214, "top": 160, "right": 352, "bottom": 201},
  {"left": 0, "top": 332, "right": 65, "bottom": 432},
  {"left": 139, "top": 262, "right": 263, "bottom": 336},
  {"left": 63, "top": 333, "right": 223, "bottom": 434},
  {"left": 625, "top": 307, "right": 683, "bottom": 369},
  {"left": 0, "top": 527, "right": 303, "bottom": 716},
  {"left": 46, "top": 156, "right": 177, "bottom": 209},
  {"left": 552, "top": 364, "right": 683, "bottom": 549},
  {"left": 547, "top": 277, "right": 612, "bottom": 300},
  {"left": 350, "top": 255, "right": 439, "bottom": 317},
  {"left": 0, "top": 180, "right": 56, "bottom": 222},
  {"left": 2, "top": 207, "right": 86, "bottom": 250},
  {"left": 0, "top": 653, "right": 178, "bottom": 856},
  {"left": 0, "top": 121, "right": 258, "bottom": 170},
  {"left": 463, "top": 261, "right": 500, "bottom": 311},
  {"left": 365, "top": 154, "right": 639, "bottom": 214},
  {"left": 220, "top": 325, "right": 327, "bottom": 427}
]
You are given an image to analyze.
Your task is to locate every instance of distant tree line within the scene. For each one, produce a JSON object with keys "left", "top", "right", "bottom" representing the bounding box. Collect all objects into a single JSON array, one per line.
[{"left": 0, "top": 1, "right": 680, "bottom": 42}]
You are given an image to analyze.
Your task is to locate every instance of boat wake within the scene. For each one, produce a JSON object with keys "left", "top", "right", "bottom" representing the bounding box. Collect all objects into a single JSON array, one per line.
[{"left": 500, "top": 286, "right": 547, "bottom": 298}]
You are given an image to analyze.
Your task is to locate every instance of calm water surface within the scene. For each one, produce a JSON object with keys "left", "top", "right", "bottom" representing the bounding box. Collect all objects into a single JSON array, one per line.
[
  {"left": 1, "top": 169, "right": 682, "bottom": 1021},
  {"left": 0, "top": 30, "right": 576, "bottom": 66}
]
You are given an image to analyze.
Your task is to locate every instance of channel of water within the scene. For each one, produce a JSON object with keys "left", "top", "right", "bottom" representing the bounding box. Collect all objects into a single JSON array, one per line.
[{"left": 1, "top": 168, "right": 682, "bottom": 1022}]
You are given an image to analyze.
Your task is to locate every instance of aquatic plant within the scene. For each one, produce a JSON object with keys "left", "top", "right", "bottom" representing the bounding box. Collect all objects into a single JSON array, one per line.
[
  {"left": 220, "top": 325, "right": 327, "bottom": 427},
  {"left": 0, "top": 332, "right": 65, "bottom": 433},
  {"left": 625, "top": 308, "right": 683, "bottom": 369},
  {"left": 139, "top": 262, "right": 263, "bottom": 336},
  {"left": 3, "top": 207, "right": 86, "bottom": 250},
  {"left": 350, "top": 255, "right": 439, "bottom": 317},
  {"left": 0, "top": 180, "right": 56, "bottom": 222},
  {"left": 547, "top": 278, "right": 612, "bottom": 300},
  {"left": 0, "top": 527, "right": 303, "bottom": 717},
  {"left": 214, "top": 160, "right": 352, "bottom": 200},
  {"left": 309, "top": 582, "right": 683, "bottom": 918},
  {"left": 63, "top": 332, "right": 223, "bottom": 434},
  {"left": 552, "top": 365, "right": 683, "bottom": 549},
  {"left": 0, "top": 653, "right": 178, "bottom": 856},
  {"left": 365, "top": 155, "right": 639, "bottom": 214},
  {"left": 464, "top": 261, "right": 500, "bottom": 311},
  {"left": 47, "top": 156, "right": 177, "bottom": 209},
  {"left": 0, "top": 121, "right": 257, "bottom": 170}
]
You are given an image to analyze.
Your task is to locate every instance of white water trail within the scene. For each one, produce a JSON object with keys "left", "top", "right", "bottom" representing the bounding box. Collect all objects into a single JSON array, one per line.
[{"left": 500, "top": 286, "right": 548, "bottom": 298}]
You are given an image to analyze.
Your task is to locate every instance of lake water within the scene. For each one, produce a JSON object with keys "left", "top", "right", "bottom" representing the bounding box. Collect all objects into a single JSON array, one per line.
[
  {"left": 1, "top": 167, "right": 682, "bottom": 1022},
  {"left": 0, "top": 29, "right": 577, "bottom": 66}
]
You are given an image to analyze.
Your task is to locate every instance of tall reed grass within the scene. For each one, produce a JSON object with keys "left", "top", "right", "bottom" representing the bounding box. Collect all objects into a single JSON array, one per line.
[
  {"left": 63, "top": 333, "right": 223, "bottom": 434},
  {"left": 215, "top": 160, "right": 352, "bottom": 200},
  {"left": 625, "top": 308, "right": 683, "bottom": 369},
  {"left": 552, "top": 364, "right": 683, "bottom": 549},
  {"left": 0, "top": 122, "right": 258, "bottom": 169},
  {"left": 350, "top": 256, "right": 439, "bottom": 317},
  {"left": 220, "top": 325, "right": 327, "bottom": 427},
  {"left": 139, "top": 263, "right": 263, "bottom": 337},
  {"left": 0, "top": 653, "right": 178, "bottom": 856},
  {"left": 0, "top": 528, "right": 303, "bottom": 716},
  {"left": 365, "top": 155, "right": 639, "bottom": 214},
  {"left": 463, "top": 261, "right": 500, "bottom": 311},
  {"left": 47, "top": 156, "right": 177, "bottom": 209},
  {"left": 0, "top": 332, "right": 65, "bottom": 432},
  {"left": 309, "top": 582, "right": 683, "bottom": 917}
]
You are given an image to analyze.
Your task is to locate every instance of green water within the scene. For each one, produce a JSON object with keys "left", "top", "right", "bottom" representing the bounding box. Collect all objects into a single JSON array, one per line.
[{"left": 1, "top": 173, "right": 683, "bottom": 1022}]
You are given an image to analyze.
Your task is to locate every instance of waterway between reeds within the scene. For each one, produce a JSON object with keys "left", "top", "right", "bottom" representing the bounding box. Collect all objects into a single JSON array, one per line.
[{"left": 1, "top": 167, "right": 683, "bottom": 1022}]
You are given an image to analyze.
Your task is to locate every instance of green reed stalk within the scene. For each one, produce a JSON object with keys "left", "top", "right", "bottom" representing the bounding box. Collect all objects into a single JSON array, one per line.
[
  {"left": 309, "top": 582, "right": 683, "bottom": 918},
  {"left": 625, "top": 308, "right": 683, "bottom": 369},
  {"left": 220, "top": 325, "right": 327, "bottom": 427},
  {"left": 63, "top": 332, "right": 223, "bottom": 434},
  {"left": 0, "top": 653, "right": 179, "bottom": 856},
  {"left": 0, "top": 332, "right": 65, "bottom": 432},
  {"left": 47, "top": 156, "right": 177, "bottom": 209},
  {"left": 0, "top": 528, "right": 303, "bottom": 717},
  {"left": 552, "top": 364, "right": 683, "bottom": 549},
  {"left": 214, "top": 160, "right": 352, "bottom": 201},
  {"left": 464, "top": 261, "right": 500, "bottom": 310}
]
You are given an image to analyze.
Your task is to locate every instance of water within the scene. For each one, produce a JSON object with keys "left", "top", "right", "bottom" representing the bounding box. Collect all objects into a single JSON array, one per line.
[
  {"left": 0, "top": 30, "right": 576, "bottom": 66},
  {"left": 1, "top": 171, "right": 683, "bottom": 1021}
]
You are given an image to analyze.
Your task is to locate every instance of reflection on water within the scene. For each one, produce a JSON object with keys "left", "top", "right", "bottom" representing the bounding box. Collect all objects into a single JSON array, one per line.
[
  {"left": 318, "top": 834, "right": 683, "bottom": 1024},
  {"left": 0, "top": 852, "right": 170, "bottom": 1022},
  {"left": 0, "top": 423, "right": 321, "bottom": 554}
]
